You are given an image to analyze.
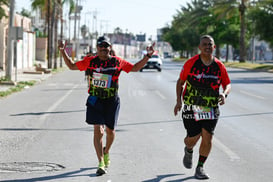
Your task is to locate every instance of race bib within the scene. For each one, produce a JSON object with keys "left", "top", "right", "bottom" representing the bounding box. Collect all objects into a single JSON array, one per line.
[
  {"left": 92, "top": 73, "right": 112, "bottom": 88},
  {"left": 193, "top": 106, "right": 214, "bottom": 121}
]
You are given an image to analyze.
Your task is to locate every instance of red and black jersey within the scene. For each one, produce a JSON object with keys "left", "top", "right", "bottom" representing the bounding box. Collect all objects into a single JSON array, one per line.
[
  {"left": 76, "top": 55, "right": 133, "bottom": 98},
  {"left": 180, "top": 54, "right": 231, "bottom": 107}
]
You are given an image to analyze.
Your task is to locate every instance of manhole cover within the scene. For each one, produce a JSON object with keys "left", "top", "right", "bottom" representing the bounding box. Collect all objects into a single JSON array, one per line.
[{"left": 0, "top": 162, "right": 65, "bottom": 173}]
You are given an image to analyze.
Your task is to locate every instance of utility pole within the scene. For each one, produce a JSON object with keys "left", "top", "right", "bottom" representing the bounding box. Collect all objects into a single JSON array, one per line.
[
  {"left": 73, "top": 0, "right": 78, "bottom": 60},
  {"left": 6, "top": 0, "right": 15, "bottom": 80}
]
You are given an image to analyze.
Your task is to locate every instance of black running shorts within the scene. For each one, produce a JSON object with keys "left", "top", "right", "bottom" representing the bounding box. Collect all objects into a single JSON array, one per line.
[
  {"left": 86, "top": 95, "right": 120, "bottom": 130},
  {"left": 182, "top": 107, "right": 219, "bottom": 137}
]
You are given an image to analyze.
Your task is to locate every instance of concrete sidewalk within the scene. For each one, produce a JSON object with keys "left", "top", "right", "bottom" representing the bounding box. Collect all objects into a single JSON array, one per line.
[
  {"left": 0, "top": 60, "right": 54, "bottom": 93},
  {"left": 0, "top": 71, "right": 52, "bottom": 92},
  {"left": 0, "top": 60, "right": 66, "bottom": 93}
]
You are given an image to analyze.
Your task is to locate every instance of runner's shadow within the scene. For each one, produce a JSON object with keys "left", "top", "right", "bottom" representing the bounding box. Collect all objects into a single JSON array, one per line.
[
  {"left": 0, "top": 167, "right": 96, "bottom": 182},
  {"left": 142, "top": 174, "right": 196, "bottom": 182},
  {"left": 10, "top": 110, "right": 85, "bottom": 116}
]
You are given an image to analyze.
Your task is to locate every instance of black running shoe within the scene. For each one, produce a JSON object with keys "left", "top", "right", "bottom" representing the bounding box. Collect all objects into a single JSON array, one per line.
[
  {"left": 96, "top": 161, "right": 107, "bottom": 176},
  {"left": 195, "top": 166, "right": 209, "bottom": 179},
  {"left": 96, "top": 167, "right": 106, "bottom": 176},
  {"left": 183, "top": 147, "right": 193, "bottom": 169}
]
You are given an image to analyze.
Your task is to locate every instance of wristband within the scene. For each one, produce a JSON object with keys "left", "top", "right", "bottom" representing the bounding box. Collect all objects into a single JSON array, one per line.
[{"left": 146, "top": 54, "right": 151, "bottom": 58}]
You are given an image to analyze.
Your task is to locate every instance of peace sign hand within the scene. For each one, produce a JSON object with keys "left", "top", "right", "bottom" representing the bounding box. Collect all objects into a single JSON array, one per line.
[
  {"left": 146, "top": 42, "right": 155, "bottom": 57},
  {"left": 58, "top": 40, "right": 67, "bottom": 51}
]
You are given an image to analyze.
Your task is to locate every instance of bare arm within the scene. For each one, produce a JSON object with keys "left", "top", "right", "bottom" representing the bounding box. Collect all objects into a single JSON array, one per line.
[
  {"left": 218, "top": 83, "right": 231, "bottom": 105},
  {"left": 174, "top": 78, "right": 185, "bottom": 116},
  {"left": 131, "top": 42, "right": 155, "bottom": 72},
  {"left": 58, "top": 41, "right": 79, "bottom": 70}
]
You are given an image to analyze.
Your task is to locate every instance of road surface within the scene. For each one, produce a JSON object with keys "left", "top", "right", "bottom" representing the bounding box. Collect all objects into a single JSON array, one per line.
[{"left": 0, "top": 60, "right": 272, "bottom": 181}]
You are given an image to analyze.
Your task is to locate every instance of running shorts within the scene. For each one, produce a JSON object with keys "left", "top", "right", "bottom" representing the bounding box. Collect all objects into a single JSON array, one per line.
[
  {"left": 181, "top": 105, "right": 220, "bottom": 137},
  {"left": 85, "top": 95, "right": 120, "bottom": 130}
]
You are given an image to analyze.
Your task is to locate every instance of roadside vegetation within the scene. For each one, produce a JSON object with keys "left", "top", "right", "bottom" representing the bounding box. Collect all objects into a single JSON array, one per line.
[
  {"left": 161, "top": 0, "right": 273, "bottom": 63},
  {"left": 173, "top": 57, "right": 273, "bottom": 73},
  {"left": 0, "top": 80, "right": 36, "bottom": 98},
  {"left": 224, "top": 62, "right": 273, "bottom": 72},
  {"left": 0, "top": 68, "right": 65, "bottom": 98}
]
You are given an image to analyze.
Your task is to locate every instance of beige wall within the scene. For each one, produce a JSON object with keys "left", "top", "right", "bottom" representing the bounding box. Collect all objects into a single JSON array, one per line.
[
  {"left": 0, "top": 5, "right": 9, "bottom": 70},
  {"left": 36, "top": 37, "right": 47, "bottom": 62},
  {"left": 0, "top": 5, "right": 35, "bottom": 74}
]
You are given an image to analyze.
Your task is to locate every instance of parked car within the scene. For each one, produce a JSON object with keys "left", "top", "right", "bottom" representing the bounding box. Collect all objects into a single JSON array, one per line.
[{"left": 140, "top": 54, "right": 162, "bottom": 72}]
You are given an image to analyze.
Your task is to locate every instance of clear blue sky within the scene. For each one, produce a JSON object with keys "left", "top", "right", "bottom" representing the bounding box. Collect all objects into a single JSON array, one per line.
[{"left": 16, "top": 0, "right": 191, "bottom": 38}]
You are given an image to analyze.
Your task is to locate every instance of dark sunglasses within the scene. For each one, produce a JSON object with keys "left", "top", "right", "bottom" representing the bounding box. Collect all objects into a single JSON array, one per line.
[{"left": 98, "top": 44, "right": 110, "bottom": 48}]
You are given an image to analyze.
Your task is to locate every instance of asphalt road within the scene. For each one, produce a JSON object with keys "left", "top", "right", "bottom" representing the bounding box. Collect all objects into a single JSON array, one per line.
[{"left": 0, "top": 60, "right": 272, "bottom": 182}]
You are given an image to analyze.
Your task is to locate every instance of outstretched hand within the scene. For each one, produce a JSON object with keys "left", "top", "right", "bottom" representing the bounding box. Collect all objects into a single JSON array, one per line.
[
  {"left": 146, "top": 42, "right": 155, "bottom": 57},
  {"left": 58, "top": 40, "right": 67, "bottom": 51}
]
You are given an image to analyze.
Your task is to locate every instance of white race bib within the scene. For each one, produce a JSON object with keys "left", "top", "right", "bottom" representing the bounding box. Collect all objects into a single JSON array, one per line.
[
  {"left": 92, "top": 73, "right": 112, "bottom": 88},
  {"left": 193, "top": 106, "right": 214, "bottom": 121}
]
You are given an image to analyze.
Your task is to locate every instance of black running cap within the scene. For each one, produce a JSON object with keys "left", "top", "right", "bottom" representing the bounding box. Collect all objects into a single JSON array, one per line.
[{"left": 97, "top": 36, "right": 111, "bottom": 45}]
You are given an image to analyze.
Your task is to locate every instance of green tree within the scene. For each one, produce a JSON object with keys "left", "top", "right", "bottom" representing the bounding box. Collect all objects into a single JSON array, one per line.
[
  {"left": 31, "top": 0, "right": 75, "bottom": 68},
  {"left": 31, "top": 0, "right": 53, "bottom": 68},
  {"left": 0, "top": 0, "right": 9, "bottom": 20},
  {"left": 249, "top": 0, "right": 273, "bottom": 47},
  {"left": 212, "top": 0, "right": 253, "bottom": 62},
  {"left": 162, "top": 1, "right": 201, "bottom": 57},
  {"left": 19, "top": 8, "right": 32, "bottom": 17}
]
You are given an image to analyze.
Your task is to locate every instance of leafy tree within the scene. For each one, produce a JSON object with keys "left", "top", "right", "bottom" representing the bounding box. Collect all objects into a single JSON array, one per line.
[
  {"left": 209, "top": 0, "right": 256, "bottom": 62},
  {"left": 30, "top": 0, "right": 75, "bottom": 68},
  {"left": 249, "top": 0, "right": 273, "bottom": 47},
  {"left": 0, "top": 0, "right": 9, "bottom": 20},
  {"left": 19, "top": 8, "right": 32, "bottom": 17}
]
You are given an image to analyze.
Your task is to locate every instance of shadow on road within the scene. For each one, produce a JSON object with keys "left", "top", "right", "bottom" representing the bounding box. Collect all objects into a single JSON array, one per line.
[
  {"left": 10, "top": 110, "right": 85, "bottom": 116},
  {"left": 142, "top": 173, "right": 196, "bottom": 182},
  {"left": 0, "top": 167, "right": 96, "bottom": 182}
]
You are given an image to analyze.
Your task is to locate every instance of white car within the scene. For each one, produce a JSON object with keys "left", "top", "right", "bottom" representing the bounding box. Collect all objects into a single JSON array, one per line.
[{"left": 140, "top": 54, "right": 162, "bottom": 72}]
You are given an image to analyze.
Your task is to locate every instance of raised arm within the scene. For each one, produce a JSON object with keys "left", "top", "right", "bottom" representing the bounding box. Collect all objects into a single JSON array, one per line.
[
  {"left": 131, "top": 42, "right": 155, "bottom": 72},
  {"left": 58, "top": 40, "right": 79, "bottom": 70}
]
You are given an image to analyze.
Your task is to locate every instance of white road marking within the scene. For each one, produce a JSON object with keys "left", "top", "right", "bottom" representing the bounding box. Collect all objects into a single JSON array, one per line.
[
  {"left": 39, "top": 84, "right": 79, "bottom": 122},
  {"left": 240, "top": 90, "right": 265, "bottom": 100},
  {"left": 155, "top": 90, "right": 166, "bottom": 100},
  {"left": 213, "top": 137, "right": 240, "bottom": 161}
]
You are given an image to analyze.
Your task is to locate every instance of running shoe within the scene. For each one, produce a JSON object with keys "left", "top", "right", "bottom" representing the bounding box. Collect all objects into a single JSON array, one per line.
[
  {"left": 195, "top": 166, "right": 210, "bottom": 179},
  {"left": 96, "top": 161, "right": 106, "bottom": 176},
  {"left": 103, "top": 147, "right": 111, "bottom": 168},
  {"left": 183, "top": 147, "right": 193, "bottom": 169}
]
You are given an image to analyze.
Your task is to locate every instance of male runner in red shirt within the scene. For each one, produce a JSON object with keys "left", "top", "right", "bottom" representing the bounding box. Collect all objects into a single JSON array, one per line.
[
  {"left": 174, "top": 35, "right": 231, "bottom": 179},
  {"left": 59, "top": 36, "right": 155, "bottom": 176}
]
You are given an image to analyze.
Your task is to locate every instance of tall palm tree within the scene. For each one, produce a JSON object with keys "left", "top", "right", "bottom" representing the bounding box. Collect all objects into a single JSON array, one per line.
[
  {"left": 31, "top": 0, "right": 75, "bottom": 68},
  {"left": 31, "top": 0, "right": 53, "bottom": 68},
  {"left": 213, "top": 0, "right": 251, "bottom": 62},
  {"left": 58, "top": 0, "right": 75, "bottom": 67}
]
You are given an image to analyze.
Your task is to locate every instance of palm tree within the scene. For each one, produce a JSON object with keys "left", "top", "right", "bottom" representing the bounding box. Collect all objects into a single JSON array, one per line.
[
  {"left": 31, "top": 0, "right": 75, "bottom": 68},
  {"left": 56, "top": 0, "right": 75, "bottom": 68},
  {"left": 31, "top": 0, "right": 53, "bottom": 68},
  {"left": 213, "top": 0, "right": 251, "bottom": 62}
]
